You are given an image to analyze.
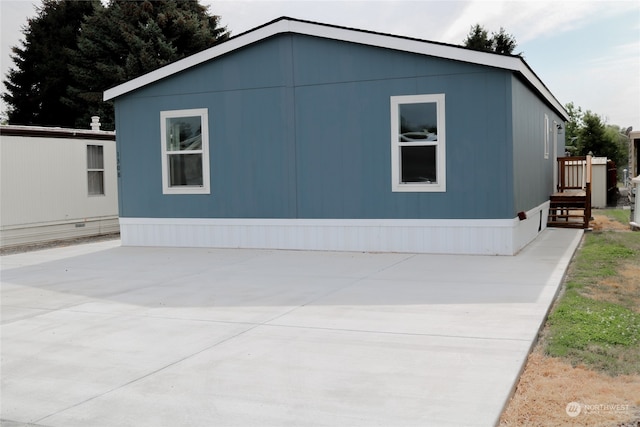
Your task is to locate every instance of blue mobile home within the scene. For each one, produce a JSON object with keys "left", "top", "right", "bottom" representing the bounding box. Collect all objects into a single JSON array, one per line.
[{"left": 104, "top": 17, "right": 568, "bottom": 255}]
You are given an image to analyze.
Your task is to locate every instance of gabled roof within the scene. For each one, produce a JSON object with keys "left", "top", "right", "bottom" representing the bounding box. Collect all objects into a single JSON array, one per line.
[{"left": 103, "top": 17, "right": 568, "bottom": 120}]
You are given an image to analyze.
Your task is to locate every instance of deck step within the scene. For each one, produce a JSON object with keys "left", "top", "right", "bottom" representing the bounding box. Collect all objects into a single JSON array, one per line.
[
  {"left": 547, "top": 203, "right": 588, "bottom": 229},
  {"left": 547, "top": 221, "right": 586, "bottom": 229}
]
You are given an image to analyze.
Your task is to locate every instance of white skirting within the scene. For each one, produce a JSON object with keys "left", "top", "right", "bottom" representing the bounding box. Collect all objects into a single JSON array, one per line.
[
  {"left": 119, "top": 202, "right": 549, "bottom": 255},
  {"left": 0, "top": 216, "right": 120, "bottom": 249}
]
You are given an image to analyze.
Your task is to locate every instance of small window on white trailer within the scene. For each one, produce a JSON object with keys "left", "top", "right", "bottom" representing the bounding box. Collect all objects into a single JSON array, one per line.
[{"left": 87, "top": 144, "right": 104, "bottom": 196}]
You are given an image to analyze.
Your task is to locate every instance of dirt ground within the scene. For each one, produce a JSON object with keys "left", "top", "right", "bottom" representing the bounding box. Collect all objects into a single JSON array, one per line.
[
  {"left": 591, "top": 215, "right": 633, "bottom": 232},
  {"left": 500, "top": 349, "right": 640, "bottom": 426},
  {"left": 500, "top": 214, "right": 640, "bottom": 427}
]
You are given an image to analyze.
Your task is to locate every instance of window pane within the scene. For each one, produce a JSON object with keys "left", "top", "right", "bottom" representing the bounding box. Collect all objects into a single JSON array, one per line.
[
  {"left": 88, "top": 171, "right": 104, "bottom": 195},
  {"left": 87, "top": 145, "right": 103, "bottom": 169},
  {"left": 399, "top": 103, "right": 437, "bottom": 142},
  {"left": 169, "top": 153, "right": 203, "bottom": 186},
  {"left": 401, "top": 145, "right": 437, "bottom": 183},
  {"left": 166, "top": 116, "right": 202, "bottom": 151}
]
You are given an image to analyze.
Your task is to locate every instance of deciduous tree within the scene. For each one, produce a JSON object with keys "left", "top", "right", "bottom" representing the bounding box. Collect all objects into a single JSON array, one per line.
[
  {"left": 563, "top": 102, "right": 628, "bottom": 168},
  {"left": 564, "top": 101, "right": 584, "bottom": 153}
]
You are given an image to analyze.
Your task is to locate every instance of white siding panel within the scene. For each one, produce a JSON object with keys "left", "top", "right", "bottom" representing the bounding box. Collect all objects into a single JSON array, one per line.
[
  {"left": 0, "top": 133, "right": 119, "bottom": 248},
  {"left": 513, "top": 201, "right": 550, "bottom": 254},
  {"left": 119, "top": 213, "right": 548, "bottom": 255},
  {"left": 1, "top": 217, "right": 119, "bottom": 248}
]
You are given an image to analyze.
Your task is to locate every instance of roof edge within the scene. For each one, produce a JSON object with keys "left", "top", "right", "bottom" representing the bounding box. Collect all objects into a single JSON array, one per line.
[
  {"left": 103, "top": 17, "right": 568, "bottom": 120},
  {"left": 104, "top": 18, "right": 294, "bottom": 101},
  {"left": 0, "top": 125, "right": 116, "bottom": 140}
]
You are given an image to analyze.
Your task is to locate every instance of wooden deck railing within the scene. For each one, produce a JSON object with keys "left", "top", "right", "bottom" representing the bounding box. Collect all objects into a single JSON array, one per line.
[
  {"left": 557, "top": 155, "right": 592, "bottom": 192},
  {"left": 551, "top": 155, "right": 592, "bottom": 228}
]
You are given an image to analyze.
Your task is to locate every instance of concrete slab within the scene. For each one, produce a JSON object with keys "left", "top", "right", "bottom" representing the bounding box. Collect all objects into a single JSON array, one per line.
[{"left": 1, "top": 228, "right": 583, "bottom": 426}]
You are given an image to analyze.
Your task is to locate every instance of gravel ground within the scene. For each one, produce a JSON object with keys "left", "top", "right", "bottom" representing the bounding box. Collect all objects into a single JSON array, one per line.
[{"left": 0, "top": 233, "right": 120, "bottom": 256}]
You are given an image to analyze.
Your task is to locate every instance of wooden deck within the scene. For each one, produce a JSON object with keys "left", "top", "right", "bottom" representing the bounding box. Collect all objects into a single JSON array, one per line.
[{"left": 547, "top": 157, "right": 592, "bottom": 229}]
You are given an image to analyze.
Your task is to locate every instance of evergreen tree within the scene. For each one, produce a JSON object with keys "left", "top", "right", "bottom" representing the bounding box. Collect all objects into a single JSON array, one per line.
[
  {"left": 2, "top": 0, "right": 99, "bottom": 126},
  {"left": 463, "top": 23, "right": 518, "bottom": 55},
  {"left": 67, "top": 0, "right": 229, "bottom": 130},
  {"left": 491, "top": 27, "right": 517, "bottom": 55},
  {"left": 463, "top": 24, "right": 492, "bottom": 52}
]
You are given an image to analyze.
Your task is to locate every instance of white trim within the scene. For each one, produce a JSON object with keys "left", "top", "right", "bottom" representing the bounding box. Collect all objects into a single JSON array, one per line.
[
  {"left": 553, "top": 120, "right": 559, "bottom": 190},
  {"left": 390, "top": 94, "right": 446, "bottom": 192},
  {"left": 160, "top": 108, "right": 210, "bottom": 195},
  {"left": 87, "top": 144, "right": 105, "bottom": 196},
  {"left": 513, "top": 201, "right": 550, "bottom": 253},
  {"left": 544, "top": 114, "right": 550, "bottom": 160},
  {"left": 0, "top": 124, "right": 115, "bottom": 141},
  {"left": 119, "top": 203, "right": 549, "bottom": 255},
  {"left": 103, "top": 18, "right": 568, "bottom": 121}
]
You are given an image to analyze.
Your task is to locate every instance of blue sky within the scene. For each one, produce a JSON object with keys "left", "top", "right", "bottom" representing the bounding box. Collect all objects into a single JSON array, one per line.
[{"left": 2, "top": 0, "right": 639, "bottom": 129}]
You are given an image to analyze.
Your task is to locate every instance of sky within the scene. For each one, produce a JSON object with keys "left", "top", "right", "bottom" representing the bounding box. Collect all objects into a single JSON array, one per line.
[{"left": 1, "top": 0, "right": 639, "bottom": 129}]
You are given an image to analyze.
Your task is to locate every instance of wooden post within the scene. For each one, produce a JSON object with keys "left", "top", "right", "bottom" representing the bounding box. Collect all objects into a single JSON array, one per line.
[{"left": 584, "top": 155, "right": 592, "bottom": 228}]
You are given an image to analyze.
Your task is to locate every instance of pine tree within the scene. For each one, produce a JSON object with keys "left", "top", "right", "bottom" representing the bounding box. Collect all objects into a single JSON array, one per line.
[
  {"left": 2, "top": 0, "right": 99, "bottom": 126},
  {"left": 463, "top": 24, "right": 492, "bottom": 52},
  {"left": 463, "top": 24, "right": 518, "bottom": 55},
  {"left": 67, "top": 0, "right": 229, "bottom": 130},
  {"left": 491, "top": 27, "right": 517, "bottom": 55}
]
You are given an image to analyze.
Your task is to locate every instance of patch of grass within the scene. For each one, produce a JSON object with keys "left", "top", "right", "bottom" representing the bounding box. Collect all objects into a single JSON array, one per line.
[
  {"left": 546, "top": 291, "right": 640, "bottom": 375},
  {"left": 566, "top": 232, "right": 637, "bottom": 290},
  {"left": 548, "top": 291, "right": 640, "bottom": 348},
  {"left": 544, "top": 231, "right": 640, "bottom": 376}
]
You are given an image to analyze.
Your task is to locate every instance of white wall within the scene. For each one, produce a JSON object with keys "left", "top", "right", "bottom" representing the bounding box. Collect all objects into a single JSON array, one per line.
[
  {"left": 591, "top": 157, "right": 608, "bottom": 208},
  {"left": 0, "top": 128, "right": 119, "bottom": 247}
]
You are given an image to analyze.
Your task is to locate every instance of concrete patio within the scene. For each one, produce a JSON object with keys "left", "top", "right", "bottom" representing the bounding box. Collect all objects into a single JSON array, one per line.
[{"left": 1, "top": 228, "right": 582, "bottom": 426}]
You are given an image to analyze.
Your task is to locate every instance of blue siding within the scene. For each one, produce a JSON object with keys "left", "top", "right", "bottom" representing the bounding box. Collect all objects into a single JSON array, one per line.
[
  {"left": 117, "top": 36, "right": 299, "bottom": 219},
  {"left": 511, "top": 76, "right": 565, "bottom": 213},
  {"left": 115, "top": 34, "right": 524, "bottom": 220},
  {"left": 125, "top": 36, "right": 295, "bottom": 99},
  {"left": 292, "top": 36, "right": 513, "bottom": 219},
  {"left": 116, "top": 87, "right": 297, "bottom": 218}
]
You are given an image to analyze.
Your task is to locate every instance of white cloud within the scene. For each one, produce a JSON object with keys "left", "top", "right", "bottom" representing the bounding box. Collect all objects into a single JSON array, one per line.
[
  {"left": 440, "top": 1, "right": 632, "bottom": 45},
  {"left": 582, "top": 39, "right": 640, "bottom": 125}
]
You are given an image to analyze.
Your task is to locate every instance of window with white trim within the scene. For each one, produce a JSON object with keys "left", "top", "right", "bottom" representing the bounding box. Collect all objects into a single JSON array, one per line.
[
  {"left": 160, "top": 108, "right": 210, "bottom": 194},
  {"left": 87, "top": 144, "right": 104, "bottom": 196},
  {"left": 391, "top": 94, "right": 446, "bottom": 192}
]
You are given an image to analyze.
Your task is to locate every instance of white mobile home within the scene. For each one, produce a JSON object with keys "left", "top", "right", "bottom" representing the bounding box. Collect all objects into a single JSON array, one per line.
[{"left": 0, "top": 125, "right": 118, "bottom": 248}]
